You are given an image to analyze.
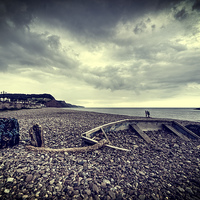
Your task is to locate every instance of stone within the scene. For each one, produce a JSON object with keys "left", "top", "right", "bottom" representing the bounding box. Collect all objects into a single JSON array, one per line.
[
  {"left": 4, "top": 189, "right": 10, "bottom": 194},
  {"left": 94, "top": 195, "right": 100, "bottom": 200},
  {"left": 174, "top": 144, "right": 179, "bottom": 148},
  {"left": 132, "top": 168, "right": 136, "bottom": 174},
  {"left": 106, "top": 195, "right": 111, "bottom": 200},
  {"left": 103, "top": 179, "right": 111, "bottom": 185},
  {"left": 92, "top": 184, "right": 99, "bottom": 194},
  {"left": 7, "top": 177, "right": 14, "bottom": 182},
  {"left": 25, "top": 174, "right": 33, "bottom": 182},
  {"left": 68, "top": 186, "right": 74, "bottom": 191},
  {"left": 177, "top": 186, "right": 185, "bottom": 192},
  {"left": 185, "top": 187, "right": 193, "bottom": 194},
  {"left": 77, "top": 160, "right": 86, "bottom": 165},
  {"left": 139, "top": 194, "right": 146, "bottom": 200},
  {"left": 50, "top": 179, "right": 55, "bottom": 185},
  {"left": 139, "top": 171, "right": 146, "bottom": 176},
  {"left": 74, "top": 190, "right": 79, "bottom": 195},
  {"left": 108, "top": 190, "right": 116, "bottom": 199},
  {"left": 151, "top": 193, "right": 159, "bottom": 200},
  {"left": 22, "top": 195, "right": 29, "bottom": 199},
  {"left": 101, "top": 182, "right": 107, "bottom": 188},
  {"left": 85, "top": 189, "right": 91, "bottom": 196},
  {"left": 35, "top": 191, "right": 40, "bottom": 197},
  {"left": 39, "top": 170, "right": 45, "bottom": 174},
  {"left": 116, "top": 192, "right": 123, "bottom": 200},
  {"left": 83, "top": 162, "right": 88, "bottom": 170}
]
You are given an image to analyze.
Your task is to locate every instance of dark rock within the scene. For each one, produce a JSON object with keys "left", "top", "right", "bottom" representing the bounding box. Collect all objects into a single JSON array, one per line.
[
  {"left": 25, "top": 174, "right": 33, "bottom": 182},
  {"left": 92, "top": 184, "right": 99, "bottom": 194},
  {"left": 85, "top": 189, "right": 91, "bottom": 196},
  {"left": 108, "top": 190, "right": 116, "bottom": 199},
  {"left": 139, "top": 194, "right": 146, "bottom": 200}
]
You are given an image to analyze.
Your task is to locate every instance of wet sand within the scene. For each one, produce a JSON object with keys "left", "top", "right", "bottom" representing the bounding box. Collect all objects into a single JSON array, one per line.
[{"left": 0, "top": 108, "right": 200, "bottom": 200}]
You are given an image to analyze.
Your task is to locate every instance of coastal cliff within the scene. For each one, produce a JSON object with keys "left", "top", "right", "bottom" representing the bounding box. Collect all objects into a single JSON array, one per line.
[{"left": 0, "top": 92, "right": 83, "bottom": 110}]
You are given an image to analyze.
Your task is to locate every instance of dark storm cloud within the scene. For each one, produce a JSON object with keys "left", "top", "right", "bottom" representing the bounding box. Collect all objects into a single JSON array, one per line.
[
  {"left": 0, "top": 0, "right": 188, "bottom": 39},
  {"left": 0, "top": 0, "right": 200, "bottom": 102},
  {"left": 133, "top": 21, "right": 147, "bottom": 34},
  {"left": 0, "top": 0, "right": 184, "bottom": 72},
  {"left": 192, "top": 0, "right": 200, "bottom": 11},
  {"left": 174, "top": 8, "right": 188, "bottom": 21}
]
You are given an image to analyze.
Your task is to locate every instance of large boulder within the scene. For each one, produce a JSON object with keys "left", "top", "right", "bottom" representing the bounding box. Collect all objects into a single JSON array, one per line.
[{"left": 0, "top": 118, "right": 20, "bottom": 148}]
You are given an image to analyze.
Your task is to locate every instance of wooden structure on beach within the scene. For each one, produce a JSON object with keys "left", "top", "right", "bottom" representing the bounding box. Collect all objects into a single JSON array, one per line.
[{"left": 81, "top": 118, "right": 200, "bottom": 151}]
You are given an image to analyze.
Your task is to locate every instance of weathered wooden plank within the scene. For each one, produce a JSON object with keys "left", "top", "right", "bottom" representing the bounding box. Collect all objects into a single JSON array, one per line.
[
  {"left": 173, "top": 121, "right": 200, "bottom": 139},
  {"left": 105, "top": 144, "right": 131, "bottom": 151},
  {"left": 163, "top": 124, "right": 190, "bottom": 141},
  {"left": 82, "top": 136, "right": 130, "bottom": 151},
  {"left": 101, "top": 127, "right": 111, "bottom": 144},
  {"left": 130, "top": 124, "right": 151, "bottom": 144}
]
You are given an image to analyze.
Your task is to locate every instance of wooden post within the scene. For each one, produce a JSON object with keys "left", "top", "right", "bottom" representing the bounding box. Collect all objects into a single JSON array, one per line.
[
  {"left": 29, "top": 124, "right": 45, "bottom": 147},
  {"left": 101, "top": 127, "right": 111, "bottom": 144}
]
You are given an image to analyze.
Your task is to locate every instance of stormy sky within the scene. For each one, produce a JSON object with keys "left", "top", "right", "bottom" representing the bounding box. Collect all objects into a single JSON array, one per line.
[{"left": 0, "top": 0, "right": 200, "bottom": 107}]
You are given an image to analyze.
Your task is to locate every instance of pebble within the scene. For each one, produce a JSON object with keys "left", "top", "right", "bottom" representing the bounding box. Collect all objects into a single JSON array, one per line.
[
  {"left": 174, "top": 144, "right": 179, "bottom": 148},
  {"left": 25, "top": 174, "right": 33, "bottom": 182},
  {"left": 50, "top": 179, "right": 55, "bottom": 185},
  {"left": 85, "top": 189, "right": 91, "bottom": 195},
  {"left": 185, "top": 187, "right": 193, "bottom": 194},
  {"left": 139, "top": 194, "right": 146, "bottom": 200},
  {"left": 0, "top": 108, "right": 200, "bottom": 200},
  {"left": 103, "top": 179, "right": 111, "bottom": 185},
  {"left": 139, "top": 171, "right": 146, "bottom": 176},
  {"left": 92, "top": 184, "right": 99, "bottom": 194},
  {"left": 177, "top": 186, "right": 185, "bottom": 192},
  {"left": 7, "top": 177, "right": 14, "bottom": 182},
  {"left": 108, "top": 191, "right": 116, "bottom": 199},
  {"left": 101, "top": 182, "right": 107, "bottom": 188},
  {"left": 4, "top": 189, "right": 10, "bottom": 194}
]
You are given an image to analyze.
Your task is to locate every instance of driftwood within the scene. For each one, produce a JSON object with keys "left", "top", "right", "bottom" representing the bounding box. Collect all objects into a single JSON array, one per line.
[
  {"left": 26, "top": 139, "right": 108, "bottom": 153},
  {"left": 29, "top": 124, "right": 45, "bottom": 147},
  {"left": 105, "top": 144, "right": 131, "bottom": 151},
  {"left": 101, "top": 127, "right": 111, "bottom": 144}
]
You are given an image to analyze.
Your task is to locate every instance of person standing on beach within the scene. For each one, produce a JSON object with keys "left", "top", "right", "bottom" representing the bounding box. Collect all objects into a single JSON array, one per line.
[{"left": 145, "top": 110, "right": 150, "bottom": 118}]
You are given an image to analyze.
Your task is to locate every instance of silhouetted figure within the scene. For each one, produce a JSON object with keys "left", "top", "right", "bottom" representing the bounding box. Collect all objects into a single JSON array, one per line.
[{"left": 145, "top": 110, "right": 150, "bottom": 118}]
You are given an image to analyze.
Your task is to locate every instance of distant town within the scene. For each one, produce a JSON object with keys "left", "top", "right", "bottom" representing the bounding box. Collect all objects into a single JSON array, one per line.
[{"left": 0, "top": 91, "right": 83, "bottom": 110}]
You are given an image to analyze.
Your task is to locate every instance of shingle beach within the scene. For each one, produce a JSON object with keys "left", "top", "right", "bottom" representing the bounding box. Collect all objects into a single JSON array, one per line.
[{"left": 0, "top": 108, "right": 200, "bottom": 200}]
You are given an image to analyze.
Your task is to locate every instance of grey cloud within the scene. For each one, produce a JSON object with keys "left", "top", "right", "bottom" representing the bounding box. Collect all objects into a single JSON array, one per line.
[
  {"left": 174, "top": 8, "right": 188, "bottom": 20},
  {"left": 192, "top": 0, "right": 200, "bottom": 11},
  {"left": 47, "top": 35, "right": 61, "bottom": 50},
  {"left": 79, "top": 41, "right": 198, "bottom": 98},
  {"left": 151, "top": 24, "right": 156, "bottom": 30},
  {"left": 133, "top": 21, "right": 147, "bottom": 34},
  {"left": 0, "top": 28, "right": 78, "bottom": 74},
  {"left": 0, "top": 0, "right": 199, "bottom": 101},
  {"left": 0, "top": 0, "right": 188, "bottom": 45},
  {"left": 0, "top": 60, "right": 8, "bottom": 72}
]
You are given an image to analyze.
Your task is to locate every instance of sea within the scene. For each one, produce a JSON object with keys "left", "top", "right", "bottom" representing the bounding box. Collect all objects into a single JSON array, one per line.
[{"left": 67, "top": 107, "right": 200, "bottom": 122}]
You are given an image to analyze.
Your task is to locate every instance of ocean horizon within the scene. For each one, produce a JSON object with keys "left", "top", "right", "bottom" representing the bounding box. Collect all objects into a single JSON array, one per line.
[{"left": 66, "top": 107, "right": 200, "bottom": 122}]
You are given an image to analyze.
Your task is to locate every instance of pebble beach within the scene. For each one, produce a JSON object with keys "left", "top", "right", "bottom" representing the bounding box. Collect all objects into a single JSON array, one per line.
[{"left": 0, "top": 108, "right": 200, "bottom": 200}]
